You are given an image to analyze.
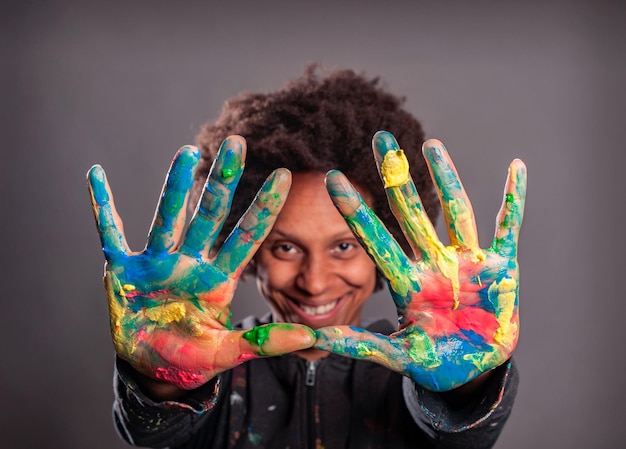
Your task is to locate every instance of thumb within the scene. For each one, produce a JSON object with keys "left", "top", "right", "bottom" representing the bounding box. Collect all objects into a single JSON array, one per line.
[
  {"left": 237, "top": 323, "right": 316, "bottom": 359},
  {"left": 314, "top": 325, "right": 401, "bottom": 370}
]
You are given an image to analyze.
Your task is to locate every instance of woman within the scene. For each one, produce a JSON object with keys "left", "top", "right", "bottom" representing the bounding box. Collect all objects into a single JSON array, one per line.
[{"left": 88, "top": 67, "right": 526, "bottom": 448}]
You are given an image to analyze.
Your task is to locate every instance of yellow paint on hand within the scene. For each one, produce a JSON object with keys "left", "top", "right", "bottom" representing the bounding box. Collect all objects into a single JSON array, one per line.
[
  {"left": 405, "top": 329, "right": 441, "bottom": 368},
  {"left": 107, "top": 276, "right": 124, "bottom": 331},
  {"left": 145, "top": 302, "right": 187, "bottom": 326},
  {"left": 436, "top": 246, "right": 461, "bottom": 309},
  {"left": 385, "top": 187, "right": 461, "bottom": 307},
  {"left": 355, "top": 341, "right": 375, "bottom": 357},
  {"left": 470, "top": 249, "right": 486, "bottom": 264},
  {"left": 187, "top": 316, "right": 203, "bottom": 337},
  {"left": 380, "top": 150, "right": 409, "bottom": 188},
  {"left": 106, "top": 273, "right": 137, "bottom": 355},
  {"left": 489, "top": 278, "right": 518, "bottom": 346},
  {"left": 464, "top": 351, "right": 498, "bottom": 373},
  {"left": 447, "top": 198, "right": 479, "bottom": 248}
]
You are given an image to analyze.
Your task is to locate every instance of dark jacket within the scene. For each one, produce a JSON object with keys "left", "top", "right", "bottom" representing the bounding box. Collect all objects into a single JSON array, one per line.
[{"left": 113, "top": 317, "right": 518, "bottom": 449}]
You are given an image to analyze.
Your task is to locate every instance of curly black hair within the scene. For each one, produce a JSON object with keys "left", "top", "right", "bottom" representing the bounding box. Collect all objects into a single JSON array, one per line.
[{"left": 192, "top": 65, "right": 439, "bottom": 283}]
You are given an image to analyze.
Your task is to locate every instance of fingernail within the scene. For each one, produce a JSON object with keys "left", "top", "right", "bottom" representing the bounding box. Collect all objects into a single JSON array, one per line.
[
  {"left": 373, "top": 131, "right": 400, "bottom": 159},
  {"left": 88, "top": 166, "right": 110, "bottom": 204},
  {"left": 220, "top": 149, "right": 242, "bottom": 180},
  {"left": 422, "top": 139, "right": 446, "bottom": 164},
  {"left": 218, "top": 138, "right": 245, "bottom": 182}
]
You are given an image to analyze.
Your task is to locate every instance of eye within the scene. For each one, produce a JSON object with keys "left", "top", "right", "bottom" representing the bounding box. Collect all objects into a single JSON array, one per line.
[
  {"left": 277, "top": 243, "right": 296, "bottom": 253},
  {"left": 336, "top": 242, "right": 355, "bottom": 252},
  {"left": 271, "top": 242, "right": 301, "bottom": 260},
  {"left": 331, "top": 241, "right": 359, "bottom": 258}
]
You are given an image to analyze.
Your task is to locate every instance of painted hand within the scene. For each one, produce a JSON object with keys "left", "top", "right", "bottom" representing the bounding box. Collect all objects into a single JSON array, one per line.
[
  {"left": 87, "top": 136, "right": 315, "bottom": 389},
  {"left": 316, "top": 131, "right": 527, "bottom": 391}
]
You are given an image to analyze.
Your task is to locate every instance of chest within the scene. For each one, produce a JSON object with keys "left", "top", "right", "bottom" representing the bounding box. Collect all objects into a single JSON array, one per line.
[{"left": 218, "top": 356, "right": 423, "bottom": 449}]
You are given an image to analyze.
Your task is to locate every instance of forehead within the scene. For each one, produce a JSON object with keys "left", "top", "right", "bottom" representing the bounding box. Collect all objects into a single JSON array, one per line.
[
  {"left": 277, "top": 172, "right": 339, "bottom": 220},
  {"left": 271, "top": 172, "right": 370, "bottom": 237},
  {"left": 287, "top": 172, "right": 332, "bottom": 203}
]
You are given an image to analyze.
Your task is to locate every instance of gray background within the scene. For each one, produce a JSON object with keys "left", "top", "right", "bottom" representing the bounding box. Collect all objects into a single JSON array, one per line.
[{"left": 2, "top": 0, "right": 625, "bottom": 448}]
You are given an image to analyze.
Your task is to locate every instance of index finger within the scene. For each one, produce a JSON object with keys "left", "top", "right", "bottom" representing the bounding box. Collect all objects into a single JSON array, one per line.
[
  {"left": 325, "top": 170, "right": 418, "bottom": 300},
  {"left": 87, "top": 165, "right": 129, "bottom": 259},
  {"left": 314, "top": 325, "right": 403, "bottom": 368},
  {"left": 214, "top": 168, "right": 292, "bottom": 276}
]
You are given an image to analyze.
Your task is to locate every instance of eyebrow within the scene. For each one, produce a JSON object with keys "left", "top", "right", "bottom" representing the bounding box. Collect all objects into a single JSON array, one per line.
[{"left": 268, "top": 229, "right": 358, "bottom": 242}]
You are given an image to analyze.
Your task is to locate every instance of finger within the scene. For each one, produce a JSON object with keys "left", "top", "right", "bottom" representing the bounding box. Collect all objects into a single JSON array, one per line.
[
  {"left": 315, "top": 326, "right": 407, "bottom": 370},
  {"left": 315, "top": 325, "right": 452, "bottom": 390},
  {"left": 492, "top": 159, "right": 527, "bottom": 258},
  {"left": 214, "top": 168, "right": 291, "bottom": 276},
  {"left": 422, "top": 138, "right": 479, "bottom": 249},
  {"left": 141, "top": 324, "right": 315, "bottom": 389},
  {"left": 325, "top": 170, "right": 419, "bottom": 302},
  {"left": 181, "top": 136, "right": 246, "bottom": 258},
  {"left": 237, "top": 323, "right": 316, "bottom": 358},
  {"left": 87, "top": 165, "right": 129, "bottom": 259},
  {"left": 147, "top": 146, "right": 200, "bottom": 254},
  {"left": 372, "top": 131, "right": 445, "bottom": 262}
]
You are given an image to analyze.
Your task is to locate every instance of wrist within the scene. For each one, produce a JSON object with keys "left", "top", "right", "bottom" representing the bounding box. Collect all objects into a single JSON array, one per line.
[
  {"left": 132, "top": 369, "right": 191, "bottom": 402},
  {"left": 440, "top": 370, "right": 493, "bottom": 407}
]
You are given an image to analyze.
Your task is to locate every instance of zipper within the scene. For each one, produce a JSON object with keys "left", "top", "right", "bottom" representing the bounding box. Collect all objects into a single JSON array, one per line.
[
  {"left": 305, "top": 359, "right": 317, "bottom": 386},
  {"left": 306, "top": 360, "right": 318, "bottom": 448}
]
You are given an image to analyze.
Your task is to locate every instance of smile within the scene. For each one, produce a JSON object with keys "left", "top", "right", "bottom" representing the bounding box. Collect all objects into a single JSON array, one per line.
[{"left": 298, "top": 299, "right": 339, "bottom": 316}]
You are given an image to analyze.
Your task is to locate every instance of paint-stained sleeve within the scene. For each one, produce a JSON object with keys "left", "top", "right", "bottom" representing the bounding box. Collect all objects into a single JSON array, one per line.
[
  {"left": 402, "top": 359, "right": 519, "bottom": 448},
  {"left": 112, "top": 357, "right": 226, "bottom": 448}
]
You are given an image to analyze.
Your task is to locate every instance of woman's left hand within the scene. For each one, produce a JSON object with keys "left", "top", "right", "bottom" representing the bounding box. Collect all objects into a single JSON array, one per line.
[{"left": 315, "top": 131, "right": 527, "bottom": 392}]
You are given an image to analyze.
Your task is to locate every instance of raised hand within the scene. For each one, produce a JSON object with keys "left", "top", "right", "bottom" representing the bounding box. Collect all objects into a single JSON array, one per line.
[
  {"left": 87, "top": 136, "right": 315, "bottom": 390},
  {"left": 315, "top": 131, "right": 527, "bottom": 392}
]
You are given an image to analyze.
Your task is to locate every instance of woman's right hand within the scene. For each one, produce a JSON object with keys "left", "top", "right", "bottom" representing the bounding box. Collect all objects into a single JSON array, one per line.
[{"left": 87, "top": 136, "right": 315, "bottom": 390}]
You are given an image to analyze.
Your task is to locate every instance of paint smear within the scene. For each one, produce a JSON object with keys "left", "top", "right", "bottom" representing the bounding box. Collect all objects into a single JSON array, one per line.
[{"left": 380, "top": 149, "right": 409, "bottom": 188}]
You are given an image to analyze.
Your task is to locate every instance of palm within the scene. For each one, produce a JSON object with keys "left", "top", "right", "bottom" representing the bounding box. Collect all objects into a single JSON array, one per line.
[
  {"left": 316, "top": 131, "right": 526, "bottom": 392},
  {"left": 387, "top": 250, "right": 519, "bottom": 390},
  {"left": 88, "top": 137, "right": 314, "bottom": 389},
  {"left": 103, "top": 252, "right": 235, "bottom": 385}
]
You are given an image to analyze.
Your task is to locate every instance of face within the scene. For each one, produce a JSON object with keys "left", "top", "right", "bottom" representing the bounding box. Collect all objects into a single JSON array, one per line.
[{"left": 255, "top": 172, "right": 377, "bottom": 330}]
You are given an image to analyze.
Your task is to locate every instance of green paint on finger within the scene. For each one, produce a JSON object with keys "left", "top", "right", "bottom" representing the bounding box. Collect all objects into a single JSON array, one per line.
[
  {"left": 243, "top": 326, "right": 272, "bottom": 354},
  {"left": 242, "top": 323, "right": 305, "bottom": 355},
  {"left": 220, "top": 149, "right": 242, "bottom": 181},
  {"left": 221, "top": 168, "right": 235, "bottom": 178}
]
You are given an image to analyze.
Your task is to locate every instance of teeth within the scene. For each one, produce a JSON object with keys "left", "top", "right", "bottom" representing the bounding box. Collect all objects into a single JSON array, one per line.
[{"left": 299, "top": 300, "right": 338, "bottom": 316}]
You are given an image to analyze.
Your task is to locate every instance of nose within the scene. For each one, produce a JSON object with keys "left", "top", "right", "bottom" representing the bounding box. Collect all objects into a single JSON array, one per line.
[{"left": 295, "top": 254, "right": 333, "bottom": 296}]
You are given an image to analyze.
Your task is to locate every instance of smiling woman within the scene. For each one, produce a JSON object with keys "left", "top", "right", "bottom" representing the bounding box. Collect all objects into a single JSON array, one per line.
[
  {"left": 89, "top": 66, "right": 524, "bottom": 448},
  {"left": 255, "top": 172, "right": 378, "bottom": 334}
]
